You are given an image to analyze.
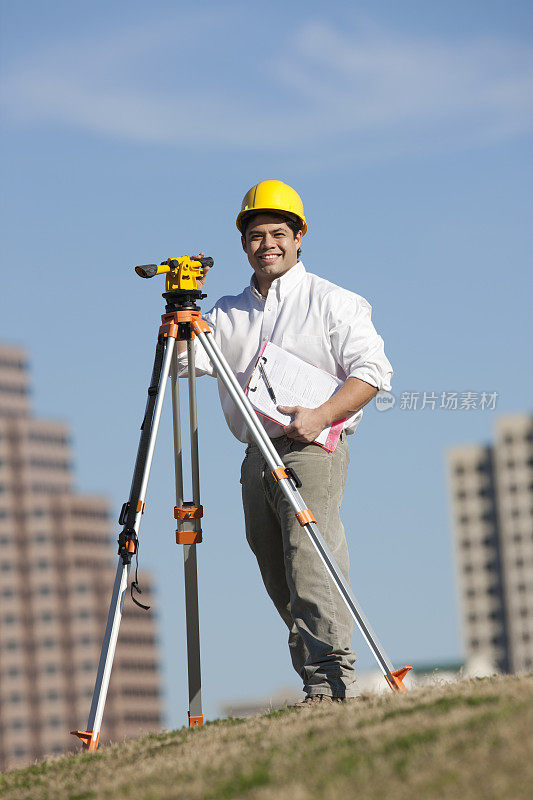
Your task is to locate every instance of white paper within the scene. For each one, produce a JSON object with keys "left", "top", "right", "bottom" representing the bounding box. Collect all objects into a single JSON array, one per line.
[{"left": 247, "top": 342, "right": 344, "bottom": 446}]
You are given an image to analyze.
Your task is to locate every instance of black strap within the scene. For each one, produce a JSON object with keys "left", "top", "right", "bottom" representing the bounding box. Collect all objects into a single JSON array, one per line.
[{"left": 130, "top": 555, "right": 150, "bottom": 611}]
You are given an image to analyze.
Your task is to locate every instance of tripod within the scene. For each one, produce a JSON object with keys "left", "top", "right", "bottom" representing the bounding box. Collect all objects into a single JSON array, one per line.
[{"left": 72, "top": 256, "right": 411, "bottom": 752}]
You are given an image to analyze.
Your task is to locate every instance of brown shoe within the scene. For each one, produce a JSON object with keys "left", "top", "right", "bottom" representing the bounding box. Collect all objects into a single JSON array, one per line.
[{"left": 288, "top": 694, "right": 334, "bottom": 709}]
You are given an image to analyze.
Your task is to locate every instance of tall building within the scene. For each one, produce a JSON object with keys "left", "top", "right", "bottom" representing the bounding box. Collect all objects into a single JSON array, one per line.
[
  {"left": 0, "top": 344, "right": 162, "bottom": 770},
  {"left": 448, "top": 414, "right": 533, "bottom": 674}
]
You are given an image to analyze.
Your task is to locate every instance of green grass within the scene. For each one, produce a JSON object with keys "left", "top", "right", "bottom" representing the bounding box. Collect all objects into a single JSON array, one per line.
[{"left": 1, "top": 674, "right": 532, "bottom": 800}]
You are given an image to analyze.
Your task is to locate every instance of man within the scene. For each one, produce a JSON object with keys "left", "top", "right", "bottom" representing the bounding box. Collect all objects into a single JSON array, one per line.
[{"left": 178, "top": 180, "right": 392, "bottom": 704}]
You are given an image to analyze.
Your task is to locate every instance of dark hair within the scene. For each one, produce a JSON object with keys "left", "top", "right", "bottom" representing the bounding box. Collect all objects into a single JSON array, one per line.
[{"left": 241, "top": 211, "right": 302, "bottom": 259}]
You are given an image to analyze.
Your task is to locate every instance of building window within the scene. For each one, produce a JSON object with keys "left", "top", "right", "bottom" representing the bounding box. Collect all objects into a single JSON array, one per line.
[
  {"left": 29, "top": 458, "right": 71, "bottom": 471},
  {"left": 29, "top": 431, "right": 70, "bottom": 446},
  {"left": 520, "top": 608, "right": 528, "bottom": 618},
  {"left": 455, "top": 465, "right": 465, "bottom": 476},
  {"left": 461, "top": 540, "right": 471, "bottom": 550}
]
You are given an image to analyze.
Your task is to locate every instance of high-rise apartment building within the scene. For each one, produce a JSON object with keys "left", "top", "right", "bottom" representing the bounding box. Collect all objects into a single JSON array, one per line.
[
  {"left": 448, "top": 414, "right": 533, "bottom": 674},
  {"left": 0, "top": 344, "right": 162, "bottom": 770}
]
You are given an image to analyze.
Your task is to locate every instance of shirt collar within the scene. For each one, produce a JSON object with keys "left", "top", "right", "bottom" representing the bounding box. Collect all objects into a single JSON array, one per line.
[{"left": 249, "top": 260, "right": 306, "bottom": 302}]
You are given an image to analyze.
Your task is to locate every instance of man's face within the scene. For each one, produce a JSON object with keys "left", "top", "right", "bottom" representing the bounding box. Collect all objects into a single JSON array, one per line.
[{"left": 241, "top": 213, "right": 302, "bottom": 292}]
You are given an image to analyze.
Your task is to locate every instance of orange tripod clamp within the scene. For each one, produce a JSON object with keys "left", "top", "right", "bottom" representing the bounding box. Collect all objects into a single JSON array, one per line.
[{"left": 175, "top": 504, "right": 203, "bottom": 545}]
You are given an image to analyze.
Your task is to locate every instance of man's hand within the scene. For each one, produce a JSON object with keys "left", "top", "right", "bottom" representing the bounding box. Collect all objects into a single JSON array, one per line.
[
  {"left": 192, "top": 252, "right": 211, "bottom": 291},
  {"left": 278, "top": 405, "right": 328, "bottom": 443}
]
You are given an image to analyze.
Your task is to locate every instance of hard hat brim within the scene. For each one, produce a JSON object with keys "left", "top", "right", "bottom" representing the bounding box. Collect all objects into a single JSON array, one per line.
[{"left": 236, "top": 208, "right": 307, "bottom": 236}]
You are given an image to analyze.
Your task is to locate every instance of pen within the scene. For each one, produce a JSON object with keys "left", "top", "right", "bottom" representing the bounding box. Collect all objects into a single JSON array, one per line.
[{"left": 258, "top": 359, "right": 277, "bottom": 404}]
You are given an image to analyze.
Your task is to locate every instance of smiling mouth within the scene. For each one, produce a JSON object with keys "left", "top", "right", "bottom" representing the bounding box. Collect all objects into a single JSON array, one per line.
[{"left": 258, "top": 254, "right": 281, "bottom": 263}]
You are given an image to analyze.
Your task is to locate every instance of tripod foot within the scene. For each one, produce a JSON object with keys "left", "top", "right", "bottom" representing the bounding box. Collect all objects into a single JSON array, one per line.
[
  {"left": 71, "top": 730, "right": 100, "bottom": 751},
  {"left": 384, "top": 666, "right": 412, "bottom": 692}
]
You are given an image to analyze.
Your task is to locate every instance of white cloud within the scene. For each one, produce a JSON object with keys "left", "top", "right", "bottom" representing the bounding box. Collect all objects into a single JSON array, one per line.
[{"left": 1, "top": 17, "right": 532, "bottom": 159}]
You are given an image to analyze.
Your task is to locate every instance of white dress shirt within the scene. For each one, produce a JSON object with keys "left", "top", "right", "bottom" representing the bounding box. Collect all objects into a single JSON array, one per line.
[{"left": 177, "top": 261, "right": 392, "bottom": 443}]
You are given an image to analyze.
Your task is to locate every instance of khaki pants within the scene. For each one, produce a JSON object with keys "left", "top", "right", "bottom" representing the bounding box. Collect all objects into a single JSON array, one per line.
[{"left": 240, "top": 434, "right": 357, "bottom": 697}]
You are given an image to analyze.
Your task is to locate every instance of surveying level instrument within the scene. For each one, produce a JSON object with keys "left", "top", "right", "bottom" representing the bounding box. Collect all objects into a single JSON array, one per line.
[{"left": 71, "top": 254, "right": 411, "bottom": 752}]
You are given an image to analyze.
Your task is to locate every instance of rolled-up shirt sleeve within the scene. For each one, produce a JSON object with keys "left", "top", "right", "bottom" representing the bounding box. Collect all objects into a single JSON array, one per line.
[
  {"left": 175, "top": 307, "right": 217, "bottom": 378},
  {"left": 327, "top": 291, "right": 393, "bottom": 391}
]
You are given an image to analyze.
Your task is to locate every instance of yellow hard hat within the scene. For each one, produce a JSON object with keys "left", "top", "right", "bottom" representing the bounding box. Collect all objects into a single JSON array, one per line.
[{"left": 236, "top": 180, "right": 307, "bottom": 236}]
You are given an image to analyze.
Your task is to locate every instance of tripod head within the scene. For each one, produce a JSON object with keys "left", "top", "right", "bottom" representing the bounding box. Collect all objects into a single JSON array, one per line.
[{"left": 135, "top": 255, "right": 214, "bottom": 312}]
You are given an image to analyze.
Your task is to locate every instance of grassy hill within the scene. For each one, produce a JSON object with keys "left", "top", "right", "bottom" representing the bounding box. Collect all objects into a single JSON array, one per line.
[{"left": 1, "top": 674, "right": 532, "bottom": 800}]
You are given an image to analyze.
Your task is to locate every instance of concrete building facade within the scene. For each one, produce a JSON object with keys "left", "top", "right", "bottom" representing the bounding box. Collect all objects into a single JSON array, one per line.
[
  {"left": 448, "top": 414, "right": 533, "bottom": 675},
  {"left": 0, "top": 344, "right": 162, "bottom": 770}
]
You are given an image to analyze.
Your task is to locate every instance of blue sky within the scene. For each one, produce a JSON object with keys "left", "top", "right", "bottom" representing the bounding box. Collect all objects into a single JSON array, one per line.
[{"left": 1, "top": 0, "right": 532, "bottom": 727}]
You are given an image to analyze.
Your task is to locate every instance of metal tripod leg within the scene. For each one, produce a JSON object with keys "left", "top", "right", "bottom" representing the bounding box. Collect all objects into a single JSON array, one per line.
[
  {"left": 193, "top": 326, "right": 411, "bottom": 692},
  {"left": 170, "top": 344, "right": 203, "bottom": 726},
  {"left": 71, "top": 334, "right": 177, "bottom": 750}
]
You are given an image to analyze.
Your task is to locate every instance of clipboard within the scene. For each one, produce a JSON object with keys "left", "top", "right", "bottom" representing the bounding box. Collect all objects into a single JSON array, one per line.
[{"left": 246, "top": 341, "right": 346, "bottom": 452}]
